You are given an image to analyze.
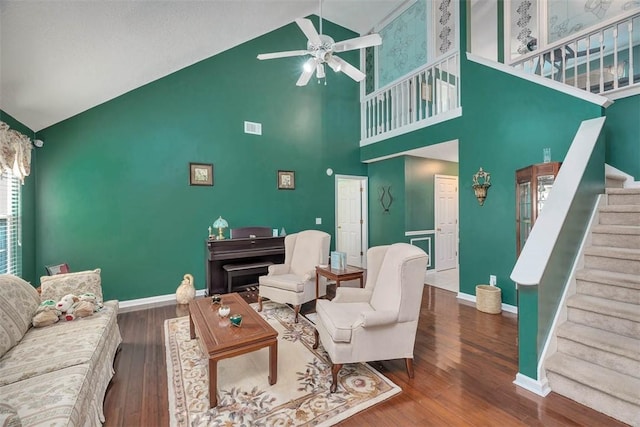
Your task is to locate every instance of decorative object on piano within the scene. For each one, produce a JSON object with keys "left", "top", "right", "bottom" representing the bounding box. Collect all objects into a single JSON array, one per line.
[
  {"left": 277, "top": 170, "right": 295, "bottom": 190},
  {"left": 211, "top": 294, "right": 222, "bottom": 304},
  {"left": 330, "top": 251, "right": 347, "bottom": 270},
  {"left": 218, "top": 304, "right": 230, "bottom": 318},
  {"left": 176, "top": 273, "right": 196, "bottom": 305},
  {"left": 189, "top": 162, "right": 213, "bottom": 186},
  {"left": 472, "top": 167, "right": 491, "bottom": 206},
  {"left": 213, "top": 216, "right": 228, "bottom": 240},
  {"left": 208, "top": 226, "right": 214, "bottom": 239},
  {"left": 229, "top": 313, "right": 243, "bottom": 327},
  {"left": 378, "top": 186, "right": 393, "bottom": 213},
  {"left": 272, "top": 228, "right": 279, "bottom": 237}
]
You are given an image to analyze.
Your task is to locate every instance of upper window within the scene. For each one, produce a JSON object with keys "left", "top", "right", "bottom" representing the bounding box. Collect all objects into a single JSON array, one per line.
[{"left": 0, "top": 171, "right": 22, "bottom": 275}]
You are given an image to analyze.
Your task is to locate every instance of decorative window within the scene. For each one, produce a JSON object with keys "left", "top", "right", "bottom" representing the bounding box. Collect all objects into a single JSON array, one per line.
[{"left": 0, "top": 171, "right": 21, "bottom": 275}]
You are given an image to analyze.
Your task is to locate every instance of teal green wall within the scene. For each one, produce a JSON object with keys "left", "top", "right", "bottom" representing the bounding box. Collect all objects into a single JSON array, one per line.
[
  {"left": 605, "top": 95, "right": 640, "bottom": 179},
  {"left": 0, "top": 110, "right": 36, "bottom": 286},
  {"left": 368, "top": 157, "right": 406, "bottom": 245},
  {"left": 35, "top": 18, "right": 364, "bottom": 301}
]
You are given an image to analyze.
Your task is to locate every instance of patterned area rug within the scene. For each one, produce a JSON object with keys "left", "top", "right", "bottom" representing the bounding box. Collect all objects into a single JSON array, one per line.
[{"left": 164, "top": 301, "right": 401, "bottom": 426}]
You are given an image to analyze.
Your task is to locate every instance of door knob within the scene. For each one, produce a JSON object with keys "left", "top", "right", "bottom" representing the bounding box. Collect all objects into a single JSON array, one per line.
[
  {"left": 437, "top": 228, "right": 441, "bottom": 231},
  {"left": 338, "top": 226, "right": 342, "bottom": 229}
]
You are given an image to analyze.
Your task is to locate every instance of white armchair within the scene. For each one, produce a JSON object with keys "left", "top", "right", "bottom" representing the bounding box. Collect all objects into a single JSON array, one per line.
[
  {"left": 258, "top": 230, "right": 330, "bottom": 322},
  {"left": 313, "top": 243, "right": 428, "bottom": 392}
]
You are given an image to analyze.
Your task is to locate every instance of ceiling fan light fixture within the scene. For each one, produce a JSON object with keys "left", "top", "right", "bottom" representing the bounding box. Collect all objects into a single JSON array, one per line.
[{"left": 303, "top": 60, "right": 314, "bottom": 72}]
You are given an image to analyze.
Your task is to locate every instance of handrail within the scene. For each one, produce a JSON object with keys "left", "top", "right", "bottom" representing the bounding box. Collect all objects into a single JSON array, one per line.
[{"left": 510, "top": 117, "right": 606, "bottom": 286}]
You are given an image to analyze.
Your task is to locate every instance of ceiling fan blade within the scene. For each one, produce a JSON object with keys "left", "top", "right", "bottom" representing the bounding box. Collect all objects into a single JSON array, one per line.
[
  {"left": 257, "top": 50, "right": 309, "bottom": 60},
  {"left": 328, "top": 56, "right": 366, "bottom": 82},
  {"left": 295, "top": 18, "right": 321, "bottom": 46},
  {"left": 296, "top": 58, "right": 316, "bottom": 86},
  {"left": 333, "top": 33, "right": 382, "bottom": 53}
]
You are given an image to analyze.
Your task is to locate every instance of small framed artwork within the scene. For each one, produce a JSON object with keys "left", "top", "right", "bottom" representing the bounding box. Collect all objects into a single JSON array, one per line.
[
  {"left": 45, "top": 263, "right": 70, "bottom": 276},
  {"left": 189, "top": 163, "right": 213, "bottom": 186},
  {"left": 277, "top": 170, "right": 295, "bottom": 190}
]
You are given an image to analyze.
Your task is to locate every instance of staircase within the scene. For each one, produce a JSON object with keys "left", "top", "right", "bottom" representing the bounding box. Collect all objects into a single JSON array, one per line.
[{"left": 545, "top": 184, "right": 640, "bottom": 427}]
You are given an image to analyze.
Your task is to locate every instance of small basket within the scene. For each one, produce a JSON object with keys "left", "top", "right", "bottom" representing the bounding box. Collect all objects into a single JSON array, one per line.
[{"left": 476, "top": 285, "right": 502, "bottom": 314}]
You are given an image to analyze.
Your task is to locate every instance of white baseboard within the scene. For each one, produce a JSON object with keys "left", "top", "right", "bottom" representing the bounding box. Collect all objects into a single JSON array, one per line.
[
  {"left": 513, "top": 373, "right": 551, "bottom": 397},
  {"left": 118, "top": 289, "right": 207, "bottom": 312},
  {"left": 456, "top": 292, "right": 518, "bottom": 314}
]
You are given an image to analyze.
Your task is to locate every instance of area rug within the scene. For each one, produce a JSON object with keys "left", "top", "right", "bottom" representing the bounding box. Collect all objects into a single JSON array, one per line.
[{"left": 164, "top": 301, "right": 401, "bottom": 426}]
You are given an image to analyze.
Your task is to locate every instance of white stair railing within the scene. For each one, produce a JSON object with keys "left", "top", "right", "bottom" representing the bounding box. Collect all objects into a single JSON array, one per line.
[
  {"left": 511, "top": 12, "right": 640, "bottom": 96},
  {"left": 361, "top": 51, "right": 460, "bottom": 144}
]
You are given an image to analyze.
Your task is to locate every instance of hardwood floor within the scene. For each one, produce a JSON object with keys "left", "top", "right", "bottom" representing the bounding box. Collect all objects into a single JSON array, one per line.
[{"left": 103, "top": 286, "right": 626, "bottom": 426}]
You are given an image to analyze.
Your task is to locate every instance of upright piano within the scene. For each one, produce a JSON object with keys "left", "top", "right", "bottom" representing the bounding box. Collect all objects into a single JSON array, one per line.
[{"left": 205, "top": 227, "right": 285, "bottom": 295}]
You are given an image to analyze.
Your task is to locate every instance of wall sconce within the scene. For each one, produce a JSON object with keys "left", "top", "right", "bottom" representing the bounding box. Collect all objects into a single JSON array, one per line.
[
  {"left": 472, "top": 167, "right": 491, "bottom": 206},
  {"left": 213, "top": 216, "right": 229, "bottom": 240}
]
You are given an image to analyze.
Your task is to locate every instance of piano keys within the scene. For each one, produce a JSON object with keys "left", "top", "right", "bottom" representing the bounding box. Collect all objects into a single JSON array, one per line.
[{"left": 205, "top": 227, "right": 285, "bottom": 295}]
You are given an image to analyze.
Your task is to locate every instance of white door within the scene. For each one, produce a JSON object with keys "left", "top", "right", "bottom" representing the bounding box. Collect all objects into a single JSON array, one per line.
[
  {"left": 435, "top": 175, "right": 458, "bottom": 271},
  {"left": 336, "top": 176, "right": 368, "bottom": 267}
]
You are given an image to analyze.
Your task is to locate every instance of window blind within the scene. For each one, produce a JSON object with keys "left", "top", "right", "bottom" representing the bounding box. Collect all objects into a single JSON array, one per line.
[{"left": 0, "top": 171, "right": 22, "bottom": 275}]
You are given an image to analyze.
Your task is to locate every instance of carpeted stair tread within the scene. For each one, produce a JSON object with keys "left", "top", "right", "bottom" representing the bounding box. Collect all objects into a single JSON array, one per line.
[
  {"left": 583, "top": 245, "right": 640, "bottom": 261},
  {"left": 599, "top": 205, "right": 640, "bottom": 213},
  {"left": 606, "top": 187, "right": 640, "bottom": 196},
  {"left": 567, "top": 294, "right": 640, "bottom": 323},
  {"left": 592, "top": 224, "right": 640, "bottom": 235},
  {"left": 546, "top": 353, "right": 640, "bottom": 406},
  {"left": 557, "top": 322, "right": 640, "bottom": 362},
  {"left": 576, "top": 268, "right": 640, "bottom": 290}
]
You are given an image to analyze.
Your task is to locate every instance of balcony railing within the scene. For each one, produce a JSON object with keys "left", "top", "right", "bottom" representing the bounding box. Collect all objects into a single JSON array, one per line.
[
  {"left": 361, "top": 51, "right": 460, "bottom": 145},
  {"left": 511, "top": 12, "right": 640, "bottom": 96}
]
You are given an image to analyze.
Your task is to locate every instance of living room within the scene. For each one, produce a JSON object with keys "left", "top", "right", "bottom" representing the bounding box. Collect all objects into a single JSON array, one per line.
[{"left": 1, "top": 0, "right": 638, "bottom": 425}]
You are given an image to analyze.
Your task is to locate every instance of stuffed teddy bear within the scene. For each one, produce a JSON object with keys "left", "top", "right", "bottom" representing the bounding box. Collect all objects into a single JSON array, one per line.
[
  {"left": 32, "top": 299, "right": 62, "bottom": 328},
  {"left": 55, "top": 293, "right": 96, "bottom": 321}
]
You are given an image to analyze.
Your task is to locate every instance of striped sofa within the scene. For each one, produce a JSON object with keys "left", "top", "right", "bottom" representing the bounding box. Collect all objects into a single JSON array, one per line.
[{"left": 0, "top": 272, "right": 121, "bottom": 426}]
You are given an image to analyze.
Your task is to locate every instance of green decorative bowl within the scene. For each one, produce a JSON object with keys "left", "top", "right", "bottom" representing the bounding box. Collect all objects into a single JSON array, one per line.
[{"left": 229, "top": 314, "right": 243, "bottom": 327}]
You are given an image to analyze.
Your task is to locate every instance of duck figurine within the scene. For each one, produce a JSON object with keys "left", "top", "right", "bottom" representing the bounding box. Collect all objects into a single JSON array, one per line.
[{"left": 176, "top": 273, "right": 196, "bottom": 305}]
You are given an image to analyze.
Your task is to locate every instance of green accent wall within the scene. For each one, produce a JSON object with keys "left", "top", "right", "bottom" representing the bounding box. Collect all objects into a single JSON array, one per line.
[
  {"left": 0, "top": 110, "right": 36, "bottom": 286},
  {"left": 605, "top": 94, "right": 640, "bottom": 179},
  {"left": 35, "top": 18, "right": 365, "bottom": 301},
  {"left": 368, "top": 157, "right": 406, "bottom": 245}
]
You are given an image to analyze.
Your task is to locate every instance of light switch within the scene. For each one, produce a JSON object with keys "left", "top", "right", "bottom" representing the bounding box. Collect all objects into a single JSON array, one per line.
[{"left": 315, "top": 218, "right": 322, "bottom": 225}]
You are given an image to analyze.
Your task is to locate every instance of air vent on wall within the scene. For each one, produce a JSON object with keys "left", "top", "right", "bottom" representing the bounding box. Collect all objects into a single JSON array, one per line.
[{"left": 244, "top": 121, "right": 262, "bottom": 135}]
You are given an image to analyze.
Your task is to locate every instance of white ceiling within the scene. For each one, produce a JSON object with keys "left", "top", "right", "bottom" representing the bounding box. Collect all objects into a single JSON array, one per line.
[{"left": 0, "top": 0, "right": 407, "bottom": 132}]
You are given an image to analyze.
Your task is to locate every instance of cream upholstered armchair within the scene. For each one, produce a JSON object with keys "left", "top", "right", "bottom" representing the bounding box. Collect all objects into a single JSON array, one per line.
[
  {"left": 258, "top": 230, "right": 330, "bottom": 322},
  {"left": 313, "top": 243, "right": 428, "bottom": 392}
]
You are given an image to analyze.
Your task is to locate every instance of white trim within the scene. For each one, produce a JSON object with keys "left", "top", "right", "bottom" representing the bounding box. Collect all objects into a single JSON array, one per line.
[
  {"left": 405, "top": 229, "right": 436, "bottom": 236},
  {"left": 513, "top": 373, "right": 552, "bottom": 397},
  {"left": 456, "top": 292, "right": 518, "bottom": 314},
  {"left": 466, "top": 53, "right": 613, "bottom": 108},
  {"left": 409, "top": 236, "right": 432, "bottom": 268},
  {"left": 372, "top": 0, "right": 417, "bottom": 33},
  {"left": 360, "top": 107, "right": 462, "bottom": 149},
  {"left": 119, "top": 289, "right": 206, "bottom": 312},
  {"left": 605, "top": 164, "right": 639, "bottom": 188},
  {"left": 605, "top": 85, "right": 640, "bottom": 100}
]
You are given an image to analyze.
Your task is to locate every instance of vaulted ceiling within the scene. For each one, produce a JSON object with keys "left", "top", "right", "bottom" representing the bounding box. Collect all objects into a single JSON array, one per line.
[{"left": 0, "top": 1, "right": 406, "bottom": 132}]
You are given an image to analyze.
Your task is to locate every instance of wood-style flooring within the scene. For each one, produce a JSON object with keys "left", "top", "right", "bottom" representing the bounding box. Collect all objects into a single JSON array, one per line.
[{"left": 103, "top": 286, "right": 626, "bottom": 426}]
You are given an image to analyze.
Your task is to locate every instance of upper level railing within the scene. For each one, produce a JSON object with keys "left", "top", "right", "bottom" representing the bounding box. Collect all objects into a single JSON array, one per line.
[
  {"left": 510, "top": 12, "right": 640, "bottom": 96},
  {"left": 361, "top": 51, "right": 460, "bottom": 145}
]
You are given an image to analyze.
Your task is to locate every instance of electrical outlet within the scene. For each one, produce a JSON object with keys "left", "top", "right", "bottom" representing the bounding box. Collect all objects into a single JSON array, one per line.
[
  {"left": 489, "top": 275, "right": 497, "bottom": 286},
  {"left": 315, "top": 218, "right": 322, "bottom": 225}
]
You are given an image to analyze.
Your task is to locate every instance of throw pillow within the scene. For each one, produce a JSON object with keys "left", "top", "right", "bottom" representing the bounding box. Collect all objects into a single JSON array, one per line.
[
  {"left": 39, "top": 268, "right": 103, "bottom": 303},
  {"left": 0, "top": 275, "right": 40, "bottom": 358}
]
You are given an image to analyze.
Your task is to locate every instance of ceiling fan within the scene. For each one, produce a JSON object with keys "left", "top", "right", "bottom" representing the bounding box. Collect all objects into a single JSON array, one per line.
[{"left": 257, "top": 5, "right": 382, "bottom": 86}]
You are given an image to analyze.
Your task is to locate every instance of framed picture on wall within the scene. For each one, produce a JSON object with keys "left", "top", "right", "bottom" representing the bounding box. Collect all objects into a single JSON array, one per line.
[
  {"left": 189, "top": 163, "right": 213, "bottom": 186},
  {"left": 277, "top": 170, "right": 295, "bottom": 190}
]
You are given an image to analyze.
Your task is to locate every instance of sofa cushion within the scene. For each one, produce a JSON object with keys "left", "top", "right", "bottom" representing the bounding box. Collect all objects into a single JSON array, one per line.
[
  {"left": 39, "top": 268, "right": 103, "bottom": 302},
  {"left": 259, "top": 273, "right": 306, "bottom": 292},
  {"left": 315, "top": 299, "right": 372, "bottom": 343},
  {"left": 0, "top": 363, "right": 93, "bottom": 427},
  {"left": 0, "top": 403, "right": 21, "bottom": 427},
  {"left": 0, "top": 300, "right": 118, "bottom": 387},
  {"left": 0, "top": 275, "right": 40, "bottom": 358}
]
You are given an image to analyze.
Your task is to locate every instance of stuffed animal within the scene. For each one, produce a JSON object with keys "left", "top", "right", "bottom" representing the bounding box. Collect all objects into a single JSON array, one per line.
[
  {"left": 32, "top": 299, "right": 61, "bottom": 328},
  {"left": 55, "top": 293, "right": 96, "bottom": 321},
  {"left": 78, "top": 292, "right": 103, "bottom": 310},
  {"left": 176, "top": 273, "right": 195, "bottom": 305}
]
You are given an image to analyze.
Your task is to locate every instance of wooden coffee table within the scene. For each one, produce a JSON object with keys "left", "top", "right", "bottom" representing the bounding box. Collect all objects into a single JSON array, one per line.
[{"left": 188, "top": 293, "right": 278, "bottom": 408}]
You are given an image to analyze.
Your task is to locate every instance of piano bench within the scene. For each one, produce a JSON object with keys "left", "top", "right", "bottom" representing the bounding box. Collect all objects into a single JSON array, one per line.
[{"left": 223, "top": 262, "right": 274, "bottom": 293}]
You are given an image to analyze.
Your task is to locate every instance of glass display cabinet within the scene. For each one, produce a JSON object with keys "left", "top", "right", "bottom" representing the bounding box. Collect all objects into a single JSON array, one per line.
[{"left": 515, "top": 162, "right": 561, "bottom": 256}]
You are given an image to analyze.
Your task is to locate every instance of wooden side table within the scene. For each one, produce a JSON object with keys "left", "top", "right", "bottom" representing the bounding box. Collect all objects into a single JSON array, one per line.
[{"left": 315, "top": 265, "right": 365, "bottom": 299}]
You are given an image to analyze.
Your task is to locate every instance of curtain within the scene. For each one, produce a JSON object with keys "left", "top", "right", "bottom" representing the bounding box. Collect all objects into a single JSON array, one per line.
[{"left": 0, "top": 121, "right": 33, "bottom": 184}]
